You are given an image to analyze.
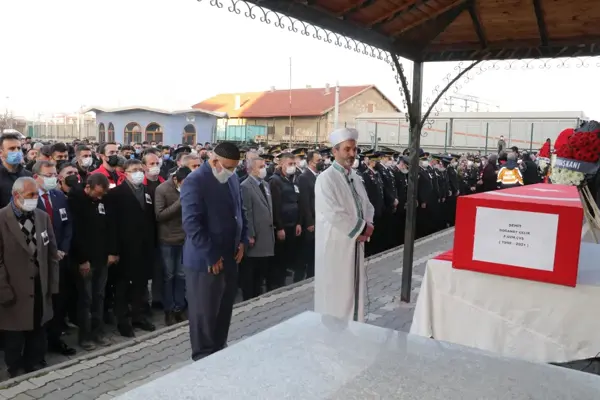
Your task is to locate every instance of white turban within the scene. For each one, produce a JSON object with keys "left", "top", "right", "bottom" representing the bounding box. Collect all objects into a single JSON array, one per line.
[{"left": 329, "top": 127, "right": 359, "bottom": 147}]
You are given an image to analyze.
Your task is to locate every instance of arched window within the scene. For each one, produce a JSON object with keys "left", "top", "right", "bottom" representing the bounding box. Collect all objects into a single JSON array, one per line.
[
  {"left": 108, "top": 123, "right": 115, "bottom": 142},
  {"left": 145, "top": 123, "right": 163, "bottom": 143},
  {"left": 183, "top": 124, "right": 196, "bottom": 145},
  {"left": 124, "top": 122, "right": 142, "bottom": 144},
  {"left": 98, "top": 123, "right": 106, "bottom": 142}
]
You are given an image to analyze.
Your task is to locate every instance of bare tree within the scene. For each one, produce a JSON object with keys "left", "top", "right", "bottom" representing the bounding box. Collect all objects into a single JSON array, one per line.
[{"left": 0, "top": 110, "right": 15, "bottom": 133}]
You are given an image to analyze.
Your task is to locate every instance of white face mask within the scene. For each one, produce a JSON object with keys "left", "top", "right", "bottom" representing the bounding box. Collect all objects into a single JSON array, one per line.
[
  {"left": 258, "top": 168, "right": 267, "bottom": 179},
  {"left": 42, "top": 176, "right": 58, "bottom": 191},
  {"left": 467, "top": 161, "right": 474, "bottom": 167},
  {"left": 158, "top": 158, "right": 163, "bottom": 168},
  {"left": 212, "top": 165, "right": 234, "bottom": 184},
  {"left": 285, "top": 166, "right": 296, "bottom": 176},
  {"left": 129, "top": 171, "right": 145, "bottom": 185},
  {"left": 352, "top": 159, "right": 359, "bottom": 169},
  {"left": 324, "top": 159, "right": 331, "bottom": 165},
  {"left": 81, "top": 157, "right": 93, "bottom": 168},
  {"left": 148, "top": 166, "right": 161, "bottom": 176},
  {"left": 298, "top": 160, "right": 307, "bottom": 169},
  {"left": 400, "top": 167, "right": 408, "bottom": 174},
  {"left": 21, "top": 198, "right": 38, "bottom": 212},
  {"left": 420, "top": 160, "right": 429, "bottom": 168}
]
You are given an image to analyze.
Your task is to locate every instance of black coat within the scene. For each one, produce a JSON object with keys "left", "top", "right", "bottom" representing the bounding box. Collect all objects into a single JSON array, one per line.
[
  {"left": 361, "top": 168, "right": 385, "bottom": 219},
  {"left": 106, "top": 182, "right": 157, "bottom": 280},
  {"left": 297, "top": 168, "right": 316, "bottom": 228},
  {"left": 68, "top": 187, "right": 111, "bottom": 265},
  {"left": 0, "top": 164, "right": 32, "bottom": 208}
]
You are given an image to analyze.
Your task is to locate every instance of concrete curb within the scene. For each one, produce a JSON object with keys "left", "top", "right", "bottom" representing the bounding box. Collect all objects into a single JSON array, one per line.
[{"left": 0, "top": 227, "right": 454, "bottom": 389}]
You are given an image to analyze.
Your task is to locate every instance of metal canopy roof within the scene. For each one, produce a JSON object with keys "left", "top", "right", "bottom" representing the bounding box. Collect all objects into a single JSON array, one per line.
[{"left": 252, "top": 0, "right": 600, "bottom": 62}]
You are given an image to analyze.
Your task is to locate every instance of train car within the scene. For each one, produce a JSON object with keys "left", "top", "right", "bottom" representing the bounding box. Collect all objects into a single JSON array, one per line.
[{"left": 355, "top": 111, "right": 587, "bottom": 153}]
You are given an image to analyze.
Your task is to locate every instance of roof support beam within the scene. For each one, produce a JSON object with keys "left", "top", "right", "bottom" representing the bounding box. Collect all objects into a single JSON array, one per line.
[
  {"left": 337, "top": 0, "right": 377, "bottom": 18},
  {"left": 391, "top": 0, "right": 466, "bottom": 37},
  {"left": 532, "top": 0, "right": 549, "bottom": 47},
  {"left": 368, "top": 0, "right": 432, "bottom": 30},
  {"left": 468, "top": 0, "right": 487, "bottom": 49}
]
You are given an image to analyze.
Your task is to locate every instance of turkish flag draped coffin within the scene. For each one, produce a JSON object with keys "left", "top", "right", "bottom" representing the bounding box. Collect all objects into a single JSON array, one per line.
[{"left": 453, "top": 184, "right": 584, "bottom": 287}]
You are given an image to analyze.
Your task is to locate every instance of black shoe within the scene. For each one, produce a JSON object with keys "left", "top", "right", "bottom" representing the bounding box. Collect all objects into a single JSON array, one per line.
[
  {"left": 165, "top": 312, "right": 175, "bottom": 326},
  {"left": 23, "top": 364, "right": 40, "bottom": 374},
  {"left": 49, "top": 340, "right": 77, "bottom": 356},
  {"left": 39, "top": 359, "right": 48, "bottom": 368},
  {"left": 132, "top": 319, "right": 156, "bottom": 332},
  {"left": 117, "top": 323, "right": 135, "bottom": 338},
  {"left": 7, "top": 367, "right": 20, "bottom": 378},
  {"left": 174, "top": 310, "right": 187, "bottom": 323}
]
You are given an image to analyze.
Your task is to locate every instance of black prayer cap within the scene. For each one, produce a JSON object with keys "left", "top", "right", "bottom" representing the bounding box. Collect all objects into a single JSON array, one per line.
[
  {"left": 175, "top": 166, "right": 192, "bottom": 182},
  {"left": 214, "top": 142, "right": 241, "bottom": 160}
]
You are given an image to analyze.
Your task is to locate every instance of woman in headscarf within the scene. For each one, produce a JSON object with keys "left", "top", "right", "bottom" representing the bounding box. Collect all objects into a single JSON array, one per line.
[{"left": 481, "top": 154, "right": 499, "bottom": 192}]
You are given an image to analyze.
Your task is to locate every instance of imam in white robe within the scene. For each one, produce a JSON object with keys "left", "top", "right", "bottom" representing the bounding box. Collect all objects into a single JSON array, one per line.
[{"left": 314, "top": 161, "right": 374, "bottom": 322}]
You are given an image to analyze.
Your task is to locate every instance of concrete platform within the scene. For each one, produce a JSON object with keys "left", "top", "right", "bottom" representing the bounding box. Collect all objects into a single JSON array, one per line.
[
  {"left": 115, "top": 311, "right": 600, "bottom": 400},
  {"left": 0, "top": 228, "right": 454, "bottom": 399}
]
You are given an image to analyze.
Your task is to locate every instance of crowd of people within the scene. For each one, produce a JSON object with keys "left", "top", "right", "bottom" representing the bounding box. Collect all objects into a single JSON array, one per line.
[{"left": 0, "top": 132, "right": 548, "bottom": 378}]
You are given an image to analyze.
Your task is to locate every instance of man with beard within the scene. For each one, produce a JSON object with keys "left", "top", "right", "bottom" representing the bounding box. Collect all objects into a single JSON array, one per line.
[{"left": 314, "top": 128, "right": 374, "bottom": 322}]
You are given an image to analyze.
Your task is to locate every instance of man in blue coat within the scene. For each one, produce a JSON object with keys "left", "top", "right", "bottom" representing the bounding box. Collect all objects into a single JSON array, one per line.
[
  {"left": 181, "top": 142, "right": 248, "bottom": 361},
  {"left": 32, "top": 160, "right": 76, "bottom": 357}
]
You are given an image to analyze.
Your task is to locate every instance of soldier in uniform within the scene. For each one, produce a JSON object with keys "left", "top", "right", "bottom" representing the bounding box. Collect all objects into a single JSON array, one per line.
[
  {"left": 292, "top": 148, "right": 307, "bottom": 179},
  {"left": 416, "top": 150, "right": 438, "bottom": 238},
  {"left": 265, "top": 145, "right": 281, "bottom": 181},
  {"left": 430, "top": 155, "right": 449, "bottom": 231},
  {"left": 445, "top": 155, "right": 461, "bottom": 226},
  {"left": 235, "top": 147, "right": 249, "bottom": 182},
  {"left": 376, "top": 151, "right": 399, "bottom": 251},
  {"left": 360, "top": 150, "right": 385, "bottom": 256},
  {"left": 391, "top": 155, "right": 409, "bottom": 246}
]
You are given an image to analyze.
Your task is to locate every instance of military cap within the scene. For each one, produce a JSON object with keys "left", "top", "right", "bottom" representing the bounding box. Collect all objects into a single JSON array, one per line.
[
  {"left": 292, "top": 148, "right": 308, "bottom": 158},
  {"left": 260, "top": 153, "right": 275, "bottom": 161}
]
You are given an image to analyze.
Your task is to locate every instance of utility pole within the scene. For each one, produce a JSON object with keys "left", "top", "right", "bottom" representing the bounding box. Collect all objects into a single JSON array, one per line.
[
  {"left": 333, "top": 81, "right": 340, "bottom": 130},
  {"left": 288, "top": 57, "right": 293, "bottom": 147}
]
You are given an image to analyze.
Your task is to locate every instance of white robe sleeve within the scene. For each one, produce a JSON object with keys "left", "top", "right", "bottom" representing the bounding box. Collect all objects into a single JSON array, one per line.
[{"left": 316, "top": 172, "right": 366, "bottom": 240}]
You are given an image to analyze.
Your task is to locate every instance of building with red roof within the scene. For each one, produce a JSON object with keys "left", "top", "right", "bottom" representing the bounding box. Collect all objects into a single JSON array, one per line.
[{"left": 192, "top": 84, "right": 400, "bottom": 143}]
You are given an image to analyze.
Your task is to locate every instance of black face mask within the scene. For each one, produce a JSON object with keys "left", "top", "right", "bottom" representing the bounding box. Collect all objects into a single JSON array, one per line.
[
  {"left": 316, "top": 161, "right": 325, "bottom": 172},
  {"left": 65, "top": 175, "right": 80, "bottom": 188},
  {"left": 106, "top": 155, "right": 119, "bottom": 167}
]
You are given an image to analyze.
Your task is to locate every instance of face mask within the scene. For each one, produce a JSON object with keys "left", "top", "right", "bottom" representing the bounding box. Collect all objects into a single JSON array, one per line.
[
  {"left": 400, "top": 167, "right": 408, "bottom": 174},
  {"left": 298, "top": 160, "right": 307, "bottom": 169},
  {"left": 467, "top": 161, "right": 473, "bottom": 167},
  {"left": 129, "top": 154, "right": 135, "bottom": 160},
  {"left": 316, "top": 161, "right": 325, "bottom": 171},
  {"left": 42, "top": 177, "right": 58, "bottom": 191},
  {"left": 106, "top": 155, "right": 119, "bottom": 167},
  {"left": 6, "top": 151, "right": 23, "bottom": 165},
  {"left": 474, "top": 163, "right": 480, "bottom": 167},
  {"left": 352, "top": 159, "right": 359, "bottom": 169},
  {"left": 135, "top": 149, "right": 141, "bottom": 154},
  {"left": 258, "top": 168, "right": 267, "bottom": 179},
  {"left": 285, "top": 166, "right": 296, "bottom": 176},
  {"left": 420, "top": 160, "right": 429, "bottom": 168},
  {"left": 324, "top": 159, "right": 331, "bottom": 165},
  {"left": 148, "top": 166, "right": 161, "bottom": 176},
  {"left": 385, "top": 161, "right": 394, "bottom": 167},
  {"left": 212, "top": 164, "right": 234, "bottom": 184},
  {"left": 80, "top": 157, "right": 93, "bottom": 168},
  {"left": 65, "top": 175, "right": 80, "bottom": 188},
  {"left": 129, "top": 171, "right": 145, "bottom": 185},
  {"left": 163, "top": 154, "right": 170, "bottom": 160},
  {"left": 21, "top": 198, "right": 38, "bottom": 212},
  {"left": 158, "top": 158, "right": 163, "bottom": 168}
]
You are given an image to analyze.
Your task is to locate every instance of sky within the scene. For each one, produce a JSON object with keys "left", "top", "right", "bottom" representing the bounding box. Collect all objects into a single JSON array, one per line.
[{"left": 1, "top": 0, "right": 600, "bottom": 119}]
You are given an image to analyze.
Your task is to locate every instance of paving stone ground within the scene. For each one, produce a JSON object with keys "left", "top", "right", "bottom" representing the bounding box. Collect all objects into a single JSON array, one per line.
[{"left": 0, "top": 228, "right": 454, "bottom": 399}]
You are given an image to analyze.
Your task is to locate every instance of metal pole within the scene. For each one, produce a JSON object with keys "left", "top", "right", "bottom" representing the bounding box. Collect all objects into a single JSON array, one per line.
[
  {"left": 444, "top": 122, "right": 448, "bottom": 153},
  {"left": 289, "top": 57, "right": 293, "bottom": 147},
  {"left": 529, "top": 123, "right": 534, "bottom": 151},
  {"left": 374, "top": 123, "right": 379, "bottom": 150},
  {"left": 401, "top": 60, "right": 424, "bottom": 303},
  {"left": 397, "top": 118, "right": 401, "bottom": 145},
  {"left": 334, "top": 81, "right": 340, "bottom": 130},
  {"left": 484, "top": 122, "right": 489, "bottom": 153}
]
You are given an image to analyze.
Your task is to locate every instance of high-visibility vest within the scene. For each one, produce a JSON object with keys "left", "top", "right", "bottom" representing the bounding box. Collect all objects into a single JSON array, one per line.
[{"left": 497, "top": 167, "right": 524, "bottom": 186}]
